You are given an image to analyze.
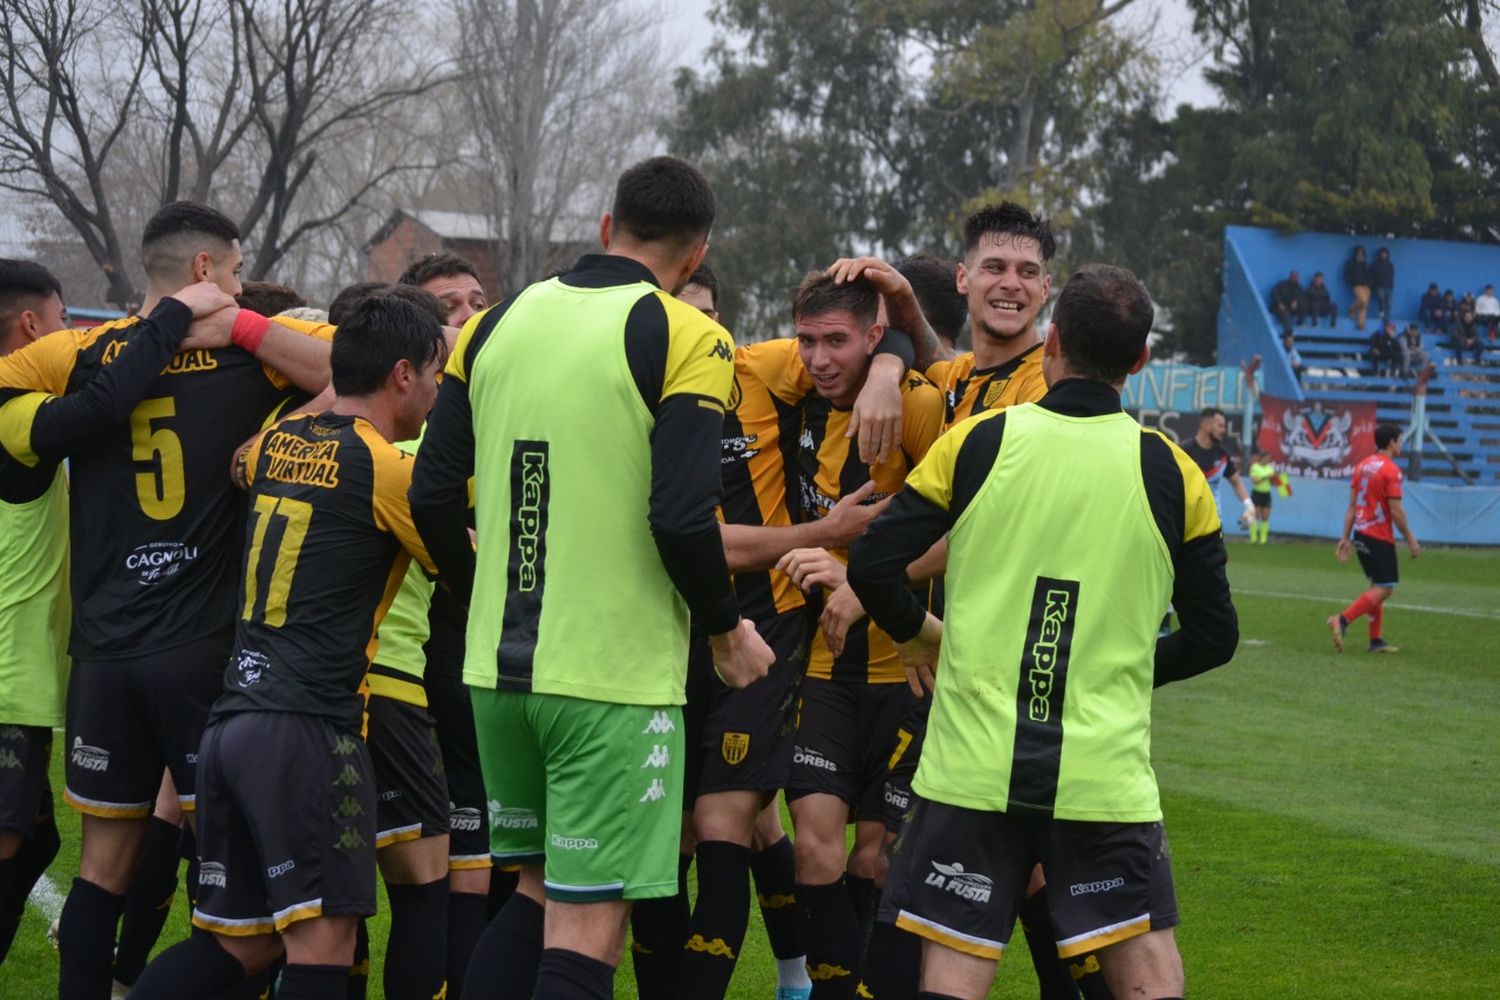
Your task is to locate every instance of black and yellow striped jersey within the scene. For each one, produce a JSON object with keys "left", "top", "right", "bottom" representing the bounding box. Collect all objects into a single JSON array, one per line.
[
  {"left": 217, "top": 412, "right": 437, "bottom": 733},
  {"left": 926, "top": 343, "right": 1047, "bottom": 429},
  {"left": 0, "top": 311, "right": 333, "bottom": 659},
  {"left": 797, "top": 371, "right": 944, "bottom": 683}
]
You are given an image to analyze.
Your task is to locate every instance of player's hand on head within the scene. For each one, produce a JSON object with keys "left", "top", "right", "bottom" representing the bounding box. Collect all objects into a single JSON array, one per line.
[
  {"left": 171, "top": 281, "right": 239, "bottom": 320},
  {"left": 181, "top": 302, "right": 241, "bottom": 351},
  {"left": 710, "top": 618, "right": 774, "bottom": 689},
  {"left": 820, "top": 583, "right": 865, "bottom": 657},
  {"left": 776, "top": 547, "right": 848, "bottom": 593},
  {"left": 898, "top": 613, "right": 943, "bottom": 697},
  {"left": 821, "top": 481, "right": 889, "bottom": 547},
  {"left": 849, "top": 364, "right": 903, "bottom": 465},
  {"left": 826, "top": 256, "right": 909, "bottom": 299}
]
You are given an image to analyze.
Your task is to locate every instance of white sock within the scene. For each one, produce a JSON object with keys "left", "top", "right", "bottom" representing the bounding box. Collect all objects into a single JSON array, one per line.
[{"left": 777, "top": 955, "right": 812, "bottom": 989}]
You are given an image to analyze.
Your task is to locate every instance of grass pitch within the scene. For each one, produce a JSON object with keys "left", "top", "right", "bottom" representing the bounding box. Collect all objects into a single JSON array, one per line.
[{"left": 4, "top": 539, "right": 1495, "bottom": 997}]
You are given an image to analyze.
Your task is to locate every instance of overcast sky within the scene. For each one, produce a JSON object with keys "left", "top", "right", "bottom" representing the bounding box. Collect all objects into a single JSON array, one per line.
[{"left": 661, "top": 0, "right": 1221, "bottom": 109}]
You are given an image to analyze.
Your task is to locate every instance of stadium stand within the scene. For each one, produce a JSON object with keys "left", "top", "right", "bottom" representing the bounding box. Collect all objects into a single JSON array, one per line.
[{"left": 1218, "top": 226, "right": 1500, "bottom": 486}]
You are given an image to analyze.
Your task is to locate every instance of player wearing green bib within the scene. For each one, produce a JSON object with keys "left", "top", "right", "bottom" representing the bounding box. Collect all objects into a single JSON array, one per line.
[
  {"left": 1248, "top": 450, "right": 1275, "bottom": 544},
  {"left": 849, "top": 266, "right": 1237, "bottom": 1000},
  {"left": 411, "top": 156, "right": 773, "bottom": 1000}
]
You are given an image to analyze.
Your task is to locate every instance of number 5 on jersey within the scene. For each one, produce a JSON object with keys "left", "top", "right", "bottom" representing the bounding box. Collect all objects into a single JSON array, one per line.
[
  {"left": 131, "top": 397, "right": 186, "bottom": 520},
  {"left": 242, "top": 495, "right": 312, "bottom": 627}
]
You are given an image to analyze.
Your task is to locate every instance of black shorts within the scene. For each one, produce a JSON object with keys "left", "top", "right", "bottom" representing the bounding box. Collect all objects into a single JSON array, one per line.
[
  {"left": 368, "top": 695, "right": 450, "bottom": 849},
  {"left": 192, "top": 712, "right": 377, "bottom": 936},
  {"left": 882, "top": 696, "right": 930, "bottom": 834},
  {"left": 880, "top": 797, "right": 1179, "bottom": 962},
  {"left": 1252, "top": 489, "right": 1273, "bottom": 510},
  {"left": 0, "top": 725, "right": 54, "bottom": 839},
  {"left": 424, "top": 662, "right": 491, "bottom": 870},
  {"left": 786, "top": 676, "right": 914, "bottom": 821},
  {"left": 64, "top": 630, "right": 231, "bottom": 819},
  {"left": 684, "top": 609, "right": 809, "bottom": 803},
  {"left": 1353, "top": 532, "right": 1399, "bottom": 586}
]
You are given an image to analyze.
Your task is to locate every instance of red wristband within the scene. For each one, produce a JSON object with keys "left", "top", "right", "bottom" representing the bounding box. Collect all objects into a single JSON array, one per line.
[{"left": 231, "top": 309, "right": 271, "bottom": 353}]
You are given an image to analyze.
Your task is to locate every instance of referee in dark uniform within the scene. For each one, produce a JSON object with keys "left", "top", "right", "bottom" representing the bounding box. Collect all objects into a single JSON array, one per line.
[{"left": 848, "top": 265, "right": 1238, "bottom": 1000}]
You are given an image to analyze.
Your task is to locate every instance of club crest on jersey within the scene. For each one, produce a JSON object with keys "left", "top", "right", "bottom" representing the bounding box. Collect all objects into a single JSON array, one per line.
[
  {"left": 721, "top": 732, "right": 750, "bottom": 765},
  {"left": 983, "top": 377, "right": 1013, "bottom": 407}
]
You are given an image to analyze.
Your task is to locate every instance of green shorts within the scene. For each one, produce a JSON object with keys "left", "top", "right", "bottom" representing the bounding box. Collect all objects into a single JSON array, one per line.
[{"left": 470, "top": 688, "right": 684, "bottom": 902}]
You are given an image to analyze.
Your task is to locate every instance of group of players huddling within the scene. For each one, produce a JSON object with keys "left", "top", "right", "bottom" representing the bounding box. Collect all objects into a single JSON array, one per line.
[{"left": 0, "top": 156, "right": 1246, "bottom": 1000}]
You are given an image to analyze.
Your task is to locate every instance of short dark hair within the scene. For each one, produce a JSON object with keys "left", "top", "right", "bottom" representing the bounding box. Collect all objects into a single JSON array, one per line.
[
  {"left": 683, "top": 264, "right": 720, "bottom": 309},
  {"left": 895, "top": 256, "right": 966, "bottom": 344},
  {"left": 0, "top": 259, "right": 63, "bottom": 327},
  {"left": 611, "top": 156, "right": 715, "bottom": 248},
  {"left": 328, "top": 281, "right": 388, "bottom": 327},
  {"left": 1375, "top": 424, "right": 1402, "bottom": 450},
  {"left": 1049, "top": 265, "right": 1154, "bottom": 382},
  {"left": 330, "top": 292, "right": 448, "bottom": 397},
  {"left": 1200, "top": 406, "right": 1226, "bottom": 420},
  {"left": 962, "top": 201, "right": 1056, "bottom": 261},
  {"left": 236, "top": 281, "right": 306, "bottom": 317},
  {"left": 382, "top": 283, "right": 449, "bottom": 326},
  {"left": 398, "top": 252, "right": 481, "bottom": 290},
  {"left": 792, "top": 271, "right": 879, "bottom": 327},
  {"left": 141, "top": 202, "right": 240, "bottom": 280}
]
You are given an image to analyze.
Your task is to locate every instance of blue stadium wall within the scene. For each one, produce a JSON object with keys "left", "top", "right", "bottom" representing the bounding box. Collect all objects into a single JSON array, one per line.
[{"left": 1211, "top": 225, "right": 1500, "bottom": 544}]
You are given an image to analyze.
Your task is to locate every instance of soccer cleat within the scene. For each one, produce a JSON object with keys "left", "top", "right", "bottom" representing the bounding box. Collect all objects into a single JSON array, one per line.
[
  {"left": 778, "top": 988, "right": 814, "bottom": 1000},
  {"left": 1368, "top": 639, "right": 1399, "bottom": 653},
  {"left": 1327, "top": 615, "right": 1347, "bottom": 652}
]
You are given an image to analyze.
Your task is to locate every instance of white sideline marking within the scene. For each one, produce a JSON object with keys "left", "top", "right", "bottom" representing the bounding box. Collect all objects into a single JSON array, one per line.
[
  {"left": 1236, "top": 587, "right": 1500, "bottom": 621},
  {"left": 28, "top": 871, "right": 65, "bottom": 922}
]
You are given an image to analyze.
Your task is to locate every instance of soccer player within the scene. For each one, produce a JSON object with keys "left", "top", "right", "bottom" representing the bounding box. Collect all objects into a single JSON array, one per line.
[
  {"left": 0, "top": 264, "right": 235, "bottom": 966},
  {"left": 848, "top": 264, "right": 1239, "bottom": 1000},
  {"left": 399, "top": 252, "right": 489, "bottom": 328},
  {"left": 670, "top": 263, "right": 920, "bottom": 1000},
  {"left": 128, "top": 291, "right": 446, "bottom": 1000},
  {"left": 1329, "top": 424, "right": 1419, "bottom": 654},
  {"left": 773, "top": 271, "right": 944, "bottom": 1000},
  {"left": 409, "top": 155, "right": 774, "bottom": 1000},
  {"left": 894, "top": 256, "right": 968, "bottom": 353},
  {"left": 396, "top": 255, "right": 509, "bottom": 985},
  {"left": 0, "top": 202, "right": 334, "bottom": 1000},
  {"left": 1248, "top": 449, "right": 1275, "bottom": 544},
  {"left": 1181, "top": 407, "right": 1255, "bottom": 531}
]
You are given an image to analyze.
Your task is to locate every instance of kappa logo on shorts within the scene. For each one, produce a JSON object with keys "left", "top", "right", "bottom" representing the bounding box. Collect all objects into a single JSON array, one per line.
[
  {"left": 335, "top": 827, "right": 368, "bottom": 850},
  {"left": 550, "top": 833, "right": 599, "bottom": 851},
  {"left": 641, "top": 744, "right": 671, "bottom": 768},
  {"left": 332, "top": 734, "right": 359, "bottom": 756},
  {"left": 721, "top": 732, "right": 750, "bottom": 766},
  {"left": 449, "top": 806, "right": 484, "bottom": 832},
  {"left": 70, "top": 738, "right": 109, "bottom": 772},
  {"left": 234, "top": 650, "right": 270, "bottom": 688},
  {"left": 486, "top": 800, "right": 539, "bottom": 830},
  {"left": 266, "top": 860, "right": 296, "bottom": 879},
  {"left": 1069, "top": 877, "right": 1125, "bottom": 897},
  {"left": 642, "top": 712, "right": 676, "bottom": 735},
  {"left": 332, "top": 764, "right": 362, "bottom": 788},
  {"left": 792, "top": 745, "right": 836, "bottom": 772},
  {"left": 198, "top": 862, "right": 228, "bottom": 888},
  {"left": 0, "top": 749, "right": 20, "bottom": 770},
  {"left": 924, "top": 861, "right": 993, "bottom": 903},
  {"left": 0, "top": 725, "right": 24, "bottom": 741},
  {"left": 335, "top": 795, "right": 365, "bottom": 818},
  {"left": 379, "top": 790, "right": 402, "bottom": 802},
  {"left": 639, "top": 779, "right": 667, "bottom": 803}
]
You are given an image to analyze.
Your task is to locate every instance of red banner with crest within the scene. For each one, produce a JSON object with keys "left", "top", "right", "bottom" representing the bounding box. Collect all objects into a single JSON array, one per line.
[{"left": 1257, "top": 396, "right": 1378, "bottom": 479}]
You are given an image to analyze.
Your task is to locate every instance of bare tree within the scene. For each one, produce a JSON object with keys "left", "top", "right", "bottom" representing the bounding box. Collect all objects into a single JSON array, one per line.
[
  {"left": 0, "top": 0, "right": 450, "bottom": 307},
  {"left": 453, "top": 0, "right": 667, "bottom": 292}
]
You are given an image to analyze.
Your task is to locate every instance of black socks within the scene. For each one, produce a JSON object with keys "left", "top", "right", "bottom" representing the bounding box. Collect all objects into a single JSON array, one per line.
[
  {"left": 797, "top": 879, "right": 861, "bottom": 999},
  {"left": 123, "top": 928, "right": 246, "bottom": 999},
  {"left": 629, "top": 852, "right": 691, "bottom": 999},
  {"left": 57, "top": 877, "right": 126, "bottom": 1000},
  {"left": 533, "top": 947, "right": 614, "bottom": 1000},
  {"left": 675, "top": 840, "right": 751, "bottom": 999},
  {"left": 383, "top": 878, "right": 449, "bottom": 1000},
  {"left": 114, "top": 815, "right": 183, "bottom": 986},
  {"left": 460, "top": 891, "right": 544, "bottom": 1000},
  {"left": 446, "top": 889, "right": 489, "bottom": 997}
]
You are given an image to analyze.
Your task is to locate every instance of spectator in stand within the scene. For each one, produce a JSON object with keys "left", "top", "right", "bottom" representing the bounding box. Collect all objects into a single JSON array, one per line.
[
  {"left": 1269, "top": 269, "right": 1302, "bottom": 336},
  {"left": 1282, "top": 333, "right": 1306, "bottom": 384},
  {"left": 1371, "top": 247, "right": 1395, "bottom": 324},
  {"left": 1452, "top": 302, "right": 1482, "bottom": 365},
  {"left": 1477, "top": 284, "right": 1500, "bottom": 340},
  {"left": 1344, "top": 245, "right": 1372, "bottom": 330},
  {"left": 1369, "top": 321, "right": 1400, "bottom": 376},
  {"left": 1399, "top": 323, "right": 1428, "bottom": 378},
  {"left": 1437, "top": 289, "right": 1457, "bottom": 336},
  {"left": 1418, "top": 283, "right": 1444, "bottom": 332},
  {"left": 1299, "top": 271, "right": 1337, "bottom": 327}
]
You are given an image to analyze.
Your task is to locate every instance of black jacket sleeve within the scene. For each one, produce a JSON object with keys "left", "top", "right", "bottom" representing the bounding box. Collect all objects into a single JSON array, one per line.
[
  {"left": 410, "top": 375, "right": 475, "bottom": 603},
  {"left": 649, "top": 393, "right": 739, "bottom": 635},
  {"left": 1155, "top": 533, "right": 1238, "bottom": 686},
  {"left": 848, "top": 487, "right": 950, "bottom": 643},
  {"left": 29, "top": 297, "right": 192, "bottom": 461}
]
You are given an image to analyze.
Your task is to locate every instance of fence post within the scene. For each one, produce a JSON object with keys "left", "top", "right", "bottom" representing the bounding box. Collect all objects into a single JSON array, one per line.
[
  {"left": 1240, "top": 355, "right": 1261, "bottom": 454},
  {"left": 1408, "top": 362, "right": 1434, "bottom": 481}
]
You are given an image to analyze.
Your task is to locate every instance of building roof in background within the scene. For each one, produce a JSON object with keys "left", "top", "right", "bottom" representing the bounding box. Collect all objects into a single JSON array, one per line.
[{"left": 410, "top": 209, "right": 495, "bottom": 242}]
